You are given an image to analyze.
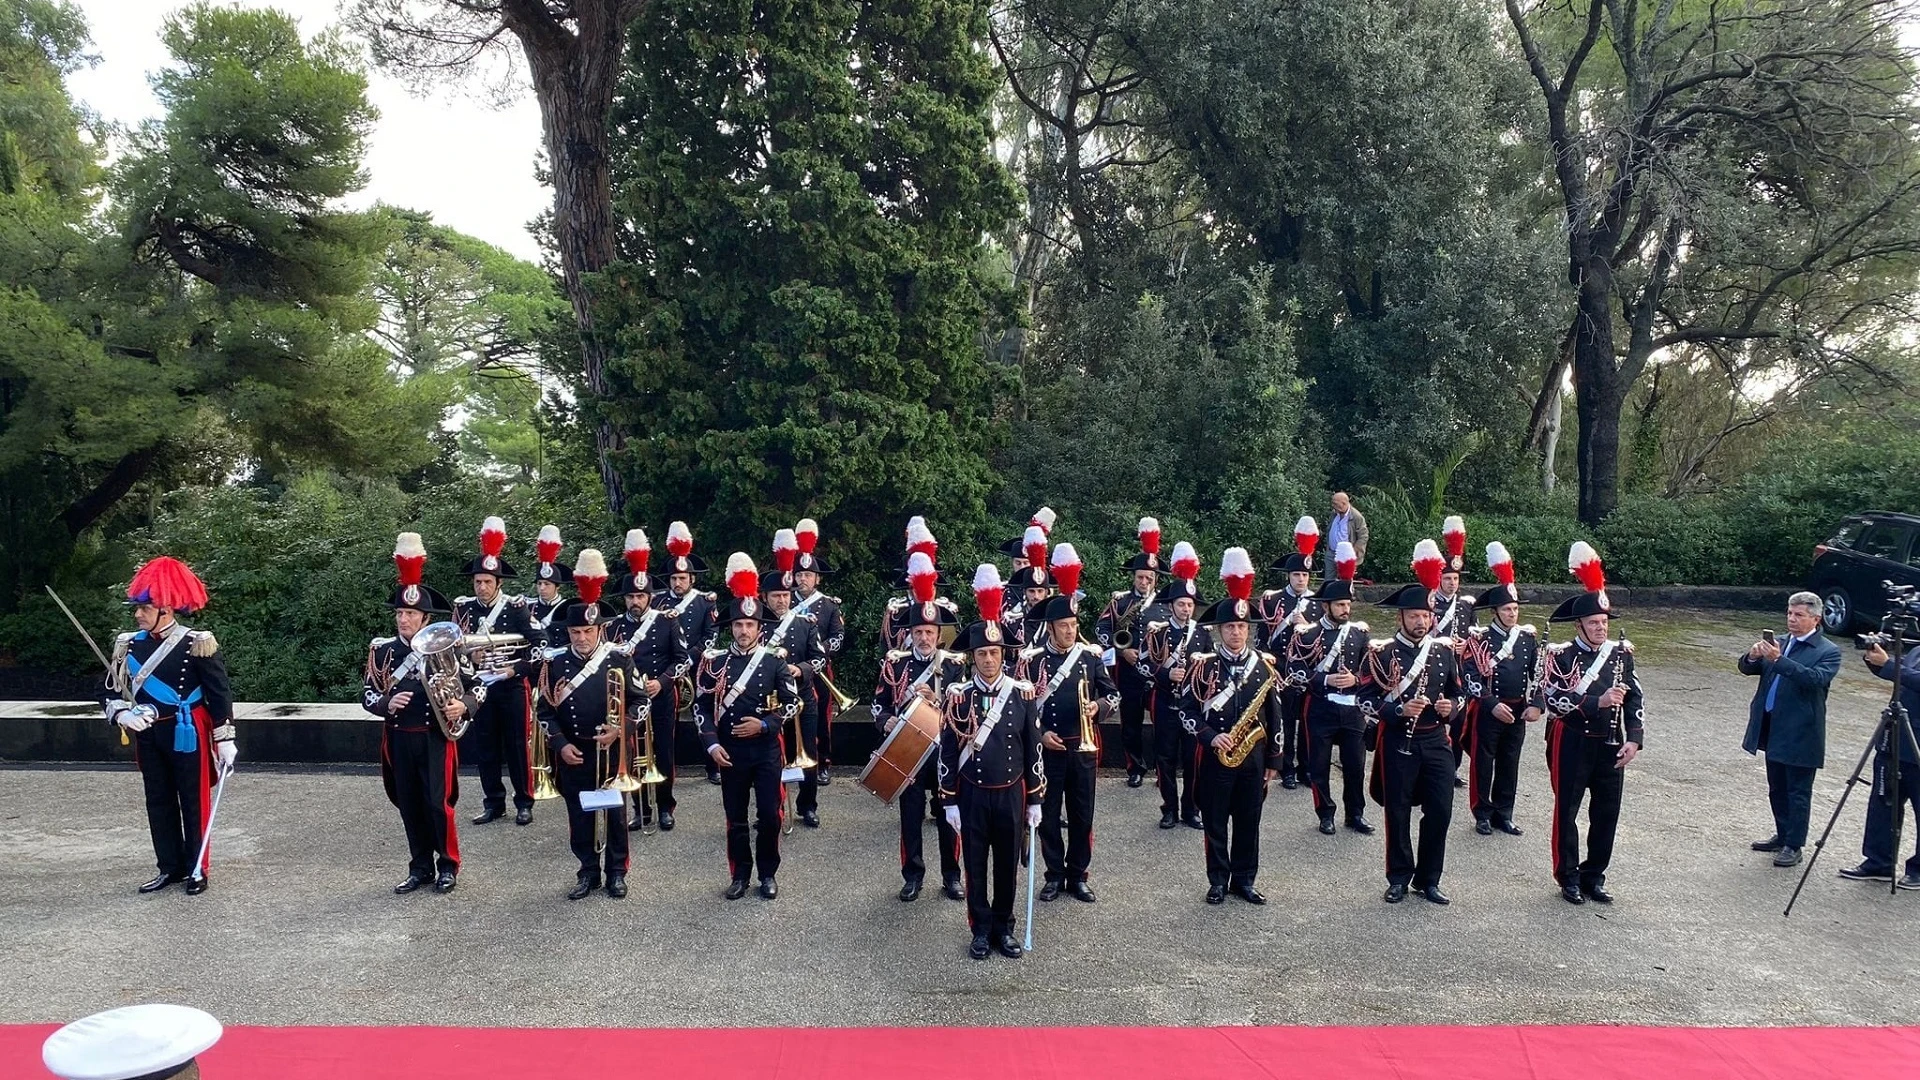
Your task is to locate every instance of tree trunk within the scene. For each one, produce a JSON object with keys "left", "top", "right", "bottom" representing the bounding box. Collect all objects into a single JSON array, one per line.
[
  {"left": 60, "top": 444, "right": 162, "bottom": 538},
  {"left": 1540, "top": 388, "right": 1561, "bottom": 493},
  {"left": 1570, "top": 274, "right": 1624, "bottom": 525}
]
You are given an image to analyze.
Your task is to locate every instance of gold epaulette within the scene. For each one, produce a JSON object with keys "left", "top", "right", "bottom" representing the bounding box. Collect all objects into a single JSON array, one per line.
[{"left": 188, "top": 630, "right": 219, "bottom": 657}]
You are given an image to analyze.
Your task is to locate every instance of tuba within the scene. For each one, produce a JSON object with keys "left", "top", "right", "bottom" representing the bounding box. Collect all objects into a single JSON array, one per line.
[
  {"left": 1215, "top": 662, "right": 1274, "bottom": 767},
  {"left": 411, "top": 622, "right": 528, "bottom": 741}
]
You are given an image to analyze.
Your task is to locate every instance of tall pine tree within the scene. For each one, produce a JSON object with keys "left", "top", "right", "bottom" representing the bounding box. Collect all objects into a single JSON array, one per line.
[{"left": 602, "top": 0, "right": 1019, "bottom": 563}]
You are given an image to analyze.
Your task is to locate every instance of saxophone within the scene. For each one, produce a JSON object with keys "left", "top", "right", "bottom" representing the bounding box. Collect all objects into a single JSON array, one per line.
[{"left": 1216, "top": 662, "right": 1274, "bottom": 767}]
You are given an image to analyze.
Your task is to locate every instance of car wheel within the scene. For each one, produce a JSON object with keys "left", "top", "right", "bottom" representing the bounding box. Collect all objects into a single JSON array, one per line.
[{"left": 1820, "top": 586, "right": 1852, "bottom": 633}]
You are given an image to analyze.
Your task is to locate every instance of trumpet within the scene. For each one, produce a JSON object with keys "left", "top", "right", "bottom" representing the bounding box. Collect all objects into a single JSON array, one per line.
[
  {"left": 1076, "top": 666, "right": 1100, "bottom": 755},
  {"left": 817, "top": 669, "right": 859, "bottom": 712}
]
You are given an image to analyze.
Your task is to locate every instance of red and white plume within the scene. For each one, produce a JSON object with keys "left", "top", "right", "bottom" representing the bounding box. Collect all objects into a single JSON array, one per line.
[
  {"left": 906, "top": 518, "right": 938, "bottom": 562},
  {"left": 1030, "top": 506, "right": 1057, "bottom": 535},
  {"left": 536, "top": 525, "right": 563, "bottom": 565},
  {"left": 573, "top": 549, "right": 609, "bottom": 605},
  {"left": 908, "top": 551, "right": 939, "bottom": 605},
  {"left": 772, "top": 528, "right": 798, "bottom": 573},
  {"left": 725, "top": 552, "right": 759, "bottom": 601},
  {"left": 666, "top": 521, "right": 693, "bottom": 559},
  {"left": 1486, "top": 542, "right": 1515, "bottom": 587},
  {"left": 393, "top": 532, "right": 426, "bottom": 587},
  {"left": 1412, "top": 538, "right": 1445, "bottom": 592},
  {"left": 1170, "top": 541, "right": 1200, "bottom": 582},
  {"left": 1294, "top": 516, "right": 1320, "bottom": 560},
  {"left": 795, "top": 518, "right": 819, "bottom": 555},
  {"left": 623, "top": 528, "right": 650, "bottom": 575},
  {"left": 1334, "top": 541, "right": 1357, "bottom": 583},
  {"left": 1220, "top": 547, "right": 1256, "bottom": 602},
  {"left": 1442, "top": 516, "right": 1467, "bottom": 561},
  {"left": 1022, "top": 525, "right": 1048, "bottom": 569},
  {"left": 1138, "top": 517, "right": 1161, "bottom": 556},
  {"left": 479, "top": 516, "right": 507, "bottom": 558},
  {"left": 972, "top": 563, "right": 1006, "bottom": 624},
  {"left": 127, "top": 556, "right": 209, "bottom": 612},
  {"left": 1569, "top": 541, "right": 1606, "bottom": 595},
  {"left": 1050, "top": 544, "right": 1083, "bottom": 597}
]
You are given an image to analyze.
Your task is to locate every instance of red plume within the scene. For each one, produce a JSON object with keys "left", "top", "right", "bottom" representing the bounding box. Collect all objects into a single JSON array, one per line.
[
  {"left": 1221, "top": 547, "right": 1255, "bottom": 602},
  {"left": 908, "top": 551, "right": 938, "bottom": 604},
  {"left": 666, "top": 521, "right": 693, "bottom": 559},
  {"left": 1022, "top": 525, "right": 1047, "bottom": 569},
  {"left": 773, "top": 528, "right": 798, "bottom": 573},
  {"left": 1138, "top": 517, "right": 1161, "bottom": 556},
  {"left": 393, "top": 533, "right": 426, "bottom": 588},
  {"left": 1169, "top": 541, "right": 1200, "bottom": 582},
  {"left": 906, "top": 519, "right": 938, "bottom": 562},
  {"left": 795, "top": 518, "right": 819, "bottom": 555},
  {"left": 127, "top": 556, "right": 209, "bottom": 612},
  {"left": 1442, "top": 516, "right": 1467, "bottom": 560},
  {"left": 1412, "top": 539, "right": 1445, "bottom": 592},
  {"left": 572, "top": 549, "right": 609, "bottom": 606},
  {"left": 1569, "top": 541, "right": 1606, "bottom": 594},
  {"left": 972, "top": 563, "right": 1005, "bottom": 624},
  {"left": 1486, "top": 542, "right": 1515, "bottom": 587},
  {"left": 725, "top": 552, "right": 760, "bottom": 601},
  {"left": 1049, "top": 544, "right": 1083, "bottom": 597},
  {"left": 623, "top": 529, "right": 650, "bottom": 574},
  {"left": 1334, "top": 541, "right": 1357, "bottom": 583},
  {"left": 1293, "top": 516, "right": 1319, "bottom": 560},
  {"left": 535, "top": 525, "right": 562, "bottom": 565},
  {"left": 479, "top": 516, "right": 507, "bottom": 558}
]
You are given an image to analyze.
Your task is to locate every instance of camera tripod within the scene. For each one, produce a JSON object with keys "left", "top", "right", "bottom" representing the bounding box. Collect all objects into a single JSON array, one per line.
[{"left": 1784, "top": 607, "right": 1919, "bottom": 917}]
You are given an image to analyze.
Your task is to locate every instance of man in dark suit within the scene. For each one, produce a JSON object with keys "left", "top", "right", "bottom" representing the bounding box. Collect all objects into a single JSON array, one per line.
[
  {"left": 1739, "top": 592, "right": 1841, "bottom": 868},
  {"left": 1841, "top": 636, "right": 1920, "bottom": 889}
]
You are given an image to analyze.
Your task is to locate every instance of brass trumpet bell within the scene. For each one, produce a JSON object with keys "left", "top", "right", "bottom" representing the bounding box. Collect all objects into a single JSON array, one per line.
[{"left": 819, "top": 671, "right": 859, "bottom": 712}]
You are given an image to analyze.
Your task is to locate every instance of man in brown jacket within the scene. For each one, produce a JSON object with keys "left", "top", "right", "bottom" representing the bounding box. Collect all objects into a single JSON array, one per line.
[{"left": 1325, "top": 493, "right": 1369, "bottom": 581}]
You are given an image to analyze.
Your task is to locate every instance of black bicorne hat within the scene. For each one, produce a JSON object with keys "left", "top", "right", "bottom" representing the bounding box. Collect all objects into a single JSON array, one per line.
[
  {"left": 1008, "top": 566, "right": 1052, "bottom": 591},
  {"left": 1377, "top": 584, "right": 1434, "bottom": 610},
  {"left": 1033, "top": 593, "right": 1081, "bottom": 623},
  {"left": 955, "top": 618, "right": 1009, "bottom": 653},
  {"left": 1480, "top": 583, "right": 1521, "bottom": 610},
  {"left": 1548, "top": 591, "right": 1615, "bottom": 623},
  {"left": 1199, "top": 596, "right": 1256, "bottom": 626},
  {"left": 1270, "top": 552, "right": 1315, "bottom": 575},
  {"left": 1156, "top": 577, "right": 1202, "bottom": 606},
  {"left": 388, "top": 583, "right": 452, "bottom": 615},
  {"left": 535, "top": 561, "right": 575, "bottom": 586},
  {"left": 562, "top": 600, "right": 611, "bottom": 627}
]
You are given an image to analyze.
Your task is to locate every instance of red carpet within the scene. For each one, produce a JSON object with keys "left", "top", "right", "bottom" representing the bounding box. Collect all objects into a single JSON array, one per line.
[{"left": 8, "top": 1023, "right": 1920, "bottom": 1078}]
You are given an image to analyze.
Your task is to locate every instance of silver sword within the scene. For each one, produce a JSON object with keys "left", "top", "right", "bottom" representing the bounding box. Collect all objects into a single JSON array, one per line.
[{"left": 190, "top": 763, "right": 232, "bottom": 883}]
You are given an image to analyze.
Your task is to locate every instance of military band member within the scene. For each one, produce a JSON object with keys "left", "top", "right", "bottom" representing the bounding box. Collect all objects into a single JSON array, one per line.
[
  {"left": 656, "top": 521, "right": 719, "bottom": 781},
  {"left": 1461, "top": 542, "right": 1541, "bottom": 837},
  {"left": 884, "top": 517, "right": 942, "bottom": 653},
  {"left": 102, "top": 556, "right": 235, "bottom": 895},
  {"left": 1017, "top": 546, "right": 1114, "bottom": 904},
  {"left": 941, "top": 566, "right": 1045, "bottom": 960},
  {"left": 1005, "top": 525, "right": 1054, "bottom": 648},
  {"left": 526, "top": 525, "right": 574, "bottom": 649},
  {"left": 364, "top": 534, "right": 475, "bottom": 894},
  {"left": 760, "top": 553, "right": 827, "bottom": 828},
  {"left": 1141, "top": 542, "right": 1209, "bottom": 830},
  {"left": 1540, "top": 542, "right": 1644, "bottom": 905},
  {"left": 1259, "top": 516, "right": 1322, "bottom": 789},
  {"left": 695, "top": 554, "right": 800, "bottom": 900},
  {"left": 873, "top": 552, "right": 967, "bottom": 901},
  {"left": 1435, "top": 517, "right": 1478, "bottom": 786},
  {"left": 792, "top": 518, "right": 845, "bottom": 779},
  {"left": 1360, "top": 541, "right": 1466, "bottom": 906},
  {"left": 454, "top": 516, "right": 538, "bottom": 826},
  {"left": 608, "top": 529, "right": 691, "bottom": 831},
  {"left": 1095, "top": 518, "right": 1165, "bottom": 787},
  {"left": 1183, "top": 550, "right": 1286, "bottom": 905},
  {"left": 1288, "top": 541, "right": 1372, "bottom": 836},
  {"left": 537, "top": 556, "right": 642, "bottom": 900}
]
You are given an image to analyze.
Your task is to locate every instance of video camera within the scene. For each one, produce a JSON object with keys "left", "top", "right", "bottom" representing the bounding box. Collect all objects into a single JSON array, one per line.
[{"left": 1855, "top": 580, "right": 1920, "bottom": 651}]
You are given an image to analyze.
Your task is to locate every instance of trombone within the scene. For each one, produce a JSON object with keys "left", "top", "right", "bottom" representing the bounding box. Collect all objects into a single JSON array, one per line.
[{"left": 630, "top": 684, "right": 667, "bottom": 834}]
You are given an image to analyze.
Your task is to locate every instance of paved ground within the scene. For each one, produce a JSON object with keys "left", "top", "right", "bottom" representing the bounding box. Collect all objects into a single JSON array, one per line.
[{"left": 3, "top": 609, "right": 1915, "bottom": 1028}]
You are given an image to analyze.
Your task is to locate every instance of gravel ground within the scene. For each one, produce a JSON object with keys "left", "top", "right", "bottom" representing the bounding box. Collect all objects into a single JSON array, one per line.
[{"left": 2, "top": 609, "right": 1914, "bottom": 1028}]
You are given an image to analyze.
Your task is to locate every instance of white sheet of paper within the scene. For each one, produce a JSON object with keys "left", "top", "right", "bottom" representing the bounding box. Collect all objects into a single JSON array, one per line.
[
  {"left": 578, "top": 789, "right": 624, "bottom": 811},
  {"left": 781, "top": 766, "right": 806, "bottom": 784}
]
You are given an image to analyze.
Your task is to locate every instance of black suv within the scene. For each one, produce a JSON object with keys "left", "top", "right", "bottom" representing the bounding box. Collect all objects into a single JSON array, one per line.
[{"left": 1808, "top": 511, "right": 1920, "bottom": 632}]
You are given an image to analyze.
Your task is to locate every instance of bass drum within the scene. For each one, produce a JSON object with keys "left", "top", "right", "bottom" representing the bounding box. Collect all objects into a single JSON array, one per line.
[{"left": 857, "top": 696, "right": 943, "bottom": 805}]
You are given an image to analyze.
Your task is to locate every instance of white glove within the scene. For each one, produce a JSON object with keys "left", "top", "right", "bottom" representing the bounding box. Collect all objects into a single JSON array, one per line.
[
  {"left": 944, "top": 805, "right": 962, "bottom": 834},
  {"left": 114, "top": 706, "right": 151, "bottom": 733},
  {"left": 1026, "top": 804, "right": 1042, "bottom": 829},
  {"left": 215, "top": 740, "right": 237, "bottom": 772}
]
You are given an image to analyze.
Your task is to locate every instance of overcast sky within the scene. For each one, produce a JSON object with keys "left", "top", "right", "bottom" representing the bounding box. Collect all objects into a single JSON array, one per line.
[{"left": 67, "top": 0, "right": 550, "bottom": 263}]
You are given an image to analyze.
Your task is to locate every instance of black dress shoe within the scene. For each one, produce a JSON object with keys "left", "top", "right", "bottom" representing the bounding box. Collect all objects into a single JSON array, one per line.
[
  {"left": 995, "top": 934, "right": 1023, "bottom": 959},
  {"left": 1039, "top": 880, "right": 1062, "bottom": 902},
  {"left": 1318, "top": 818, "right": 1337, "bottom": 835},
  {"left": 1418, "top": 885, "right": 1450, "bottom": 905},
  {"left": 1497, "top": 820, "right": 1524, "bottom": 836},
  {"left": 472, "top": 807, "right": 505, "bottom": 825},
  {"left": 1159, "top": 811, "right": 1178, "bottom": 829},
  {"left": 1384, "top": 883, "right": 1407, "bottom": 903},
  {"left": 568, "top": 878, "right": 599, "bottom": 901},
  {"left": 1068, "top": 880, "right": 1096, "bottom": 903},
  {"left": 1475, "top": 819, "right": 1494, "bottom": 836},
  {"left": 432, "top": 872, "right": 457, "bottom": 894},
  {"left": 1751, "top": 835, "right": 1785, "bottom": 852},
  {"left": 707, "top": 771, "right": 722, "bottom": 785},
  {"left": 801, "top": 810, "right": 820, "bottom": 829},
  {"left": 759, "top": 878, "right": 778, "bottom": 900},
  {"left": 514, "top": 808, "right": 533, "bottom": 826},
  {"left": 1206, "top": 884, "right": 1227, "bottom": 904},
  {"left": 606, "top": 875, "right": 627, "bottom": 899},
  {"left": 970, "top": 934, "right": 990, "bottom": 960},
  {"left": 1773, "top": 847, "right": 1802, "bottom": 867},
  {"left": 1453, "top": 775, "right": 1466, "bottom": 788},
  {"left": 724, "top": 879, "right": 751, "bottom": 900},
  {"left": 1127, "top": 772, "right": 1145, "bottom": 788},
  {"left": 1183, "top": 815, "right": 1204, "bottom": 830},
  {"left": 1582, "top": 884, "right": 1613, "bottom": 904},
  {"left": 1345, "top": 817, "right": 1375, "bottom": 835},
  {"left": 394, "top": 875, "right": 428, "bottom": 894},
  {"left": 1281, "top": 775, "right": 1299, "bottom": 790},
  {"left": 1233, "top": 884, "right": 1267, "bottom": 905},
  {"left": 139, "top": 873, "right": 179, "bottom": 894},
  {"left": 659, "top": 810, "right": 674, "bottom": 831},
  {"left": 942, "top": 878, "right": 965, "bottom": 901},
  {"left": 816, "top": 770, "right": 832, "bottom": 786},
  {"left": 899, "top": 881, "right": 922, "bottom": 902},
  {"left": 1561, "top": 884, "right": 1586, "bottom": 904}
]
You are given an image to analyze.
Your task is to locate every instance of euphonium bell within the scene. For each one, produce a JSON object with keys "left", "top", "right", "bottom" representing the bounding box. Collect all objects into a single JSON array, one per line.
[{"left": 530, "top": 720, "right": 562, "bottom": 800}]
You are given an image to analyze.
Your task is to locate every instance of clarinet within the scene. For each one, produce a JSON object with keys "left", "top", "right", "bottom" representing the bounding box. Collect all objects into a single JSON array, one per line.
[
  {"left": 1605, "top": 628, "right": 1626, "bottom": 746},
  {"left": 1398, "top": 648, "right": 1433, "bottom": 756}
]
